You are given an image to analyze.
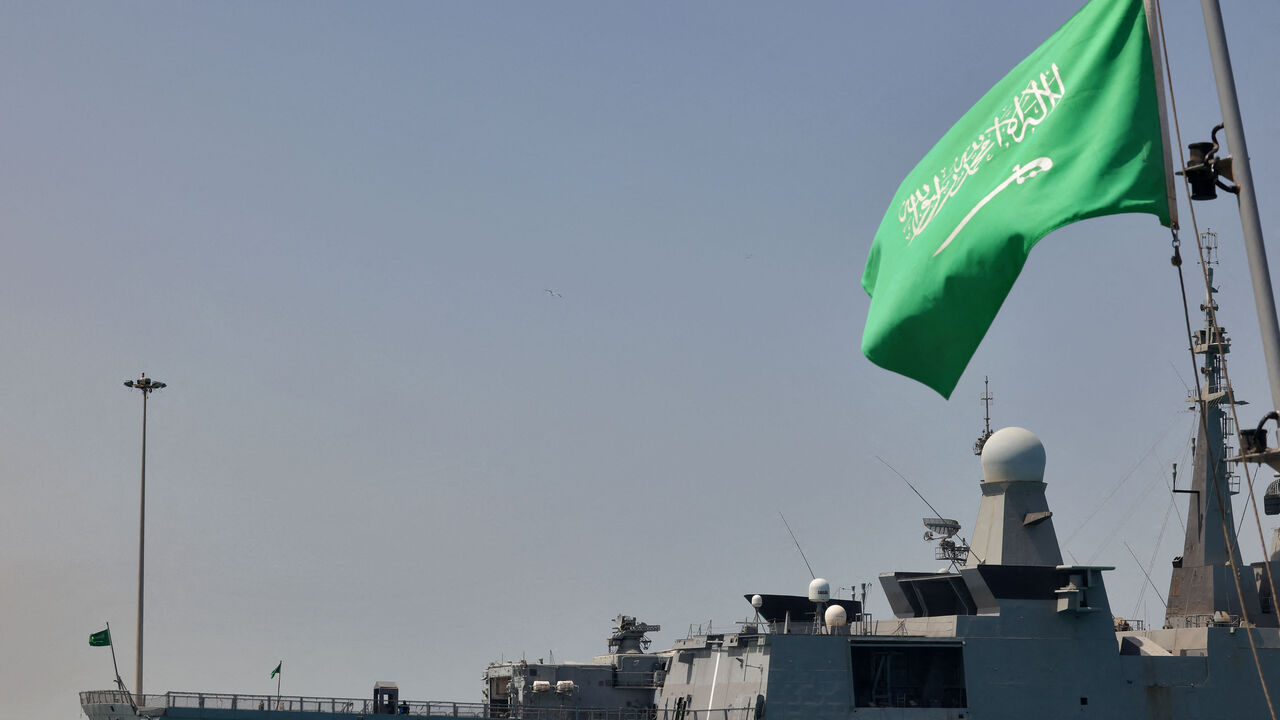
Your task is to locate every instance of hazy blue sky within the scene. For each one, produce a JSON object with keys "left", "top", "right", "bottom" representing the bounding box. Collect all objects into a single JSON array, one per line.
[{"left": 4, "top": 1, "right": 1280, "bottom": 717}]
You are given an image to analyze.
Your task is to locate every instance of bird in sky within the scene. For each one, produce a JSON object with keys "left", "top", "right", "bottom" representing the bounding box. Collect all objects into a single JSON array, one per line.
[{"left": 544, "top": 289, "right": 562, "bottom": 298}]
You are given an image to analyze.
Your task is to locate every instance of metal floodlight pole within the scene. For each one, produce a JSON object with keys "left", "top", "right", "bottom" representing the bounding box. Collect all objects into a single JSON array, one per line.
[
  {"left": 1200, "top": 0, "right": 1280, "bottom": 415},
  {"left": 124, "top": 373, "right": 166, "bottom": 704}
]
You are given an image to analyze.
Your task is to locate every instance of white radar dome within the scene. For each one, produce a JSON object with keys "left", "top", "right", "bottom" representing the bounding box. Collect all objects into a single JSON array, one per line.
[
  {"left": 980, "top": 427, "right": 1046, "bottom": 483},
  {"left": 751, "top": 594, "right": 763, "bottom": 609},
  {"left": 824, "top": 605, "right": 848, "bottom": 627},
  {"left": 808, "top": 578, "right": 830, "bottom": 602}
]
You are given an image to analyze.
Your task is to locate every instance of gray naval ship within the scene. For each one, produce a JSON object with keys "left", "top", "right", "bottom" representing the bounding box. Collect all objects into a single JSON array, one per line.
[{"left": 80, "top": 254, "right": 1280, "bottom": 718}]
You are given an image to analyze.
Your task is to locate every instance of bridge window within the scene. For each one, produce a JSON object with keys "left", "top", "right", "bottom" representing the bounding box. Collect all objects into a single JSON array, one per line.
[{"left": 851, "top": 644, "right": 966, "bottom": 708}]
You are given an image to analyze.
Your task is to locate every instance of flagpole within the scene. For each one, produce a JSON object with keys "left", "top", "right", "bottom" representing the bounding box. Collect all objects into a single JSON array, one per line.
[
  {"left": 94, "top": 623, "right": 137, "bottom": 715},
  {"left": 1199, "top": 0, "right": 1280, "bottom": 414},
  {"left": 106, "top": 622, "right": 124, "bottom": 692},
  {"left": 277, "top": 663, "right": 282, "bottom": 710}
]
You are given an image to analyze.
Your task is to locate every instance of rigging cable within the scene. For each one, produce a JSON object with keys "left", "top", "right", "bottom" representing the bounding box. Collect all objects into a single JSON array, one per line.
[
  {"left": 1062, "top": 413, "right": 1183, "bottom": 552},
  {"left": 1084, "top": 414, "right": 1192, "bottom": 565},
  {"left": 1169, "top": 414, "right": 1194, "bottom": 535},
  {"left": 1132, "top": 496, "right": 1178, "bottom": 617},
  {"left": 1155, "top": 2, "right": 1276, "bottom": 716},
  {"left": 1125, "top": 540, "right": 1168, "bottom": 608}
]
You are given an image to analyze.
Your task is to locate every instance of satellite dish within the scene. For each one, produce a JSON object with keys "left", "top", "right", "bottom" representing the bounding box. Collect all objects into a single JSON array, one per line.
[
  {"left": 824, "top": 605, "right": 847, "bottom": 627},
  {"left": 751, "top": 594, "right": 763, "bottom": 609},
  {"left": 808, "top": 578, "right": 830, "bottom": 603}
]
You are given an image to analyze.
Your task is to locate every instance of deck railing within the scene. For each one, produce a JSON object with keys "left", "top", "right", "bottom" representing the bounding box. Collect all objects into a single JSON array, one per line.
[
  {"left": 681, "top": 614, "right": 878, "bottom": 639},
  {"left": 81, "top": 691, "right": 755, "bottom": 720}
]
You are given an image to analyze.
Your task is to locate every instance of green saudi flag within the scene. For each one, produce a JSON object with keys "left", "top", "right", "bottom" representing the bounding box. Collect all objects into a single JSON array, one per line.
[
  {"left": 861, "top": 0, "right": 1175, "bottom": 398},
  {"left": 271, "top": 661, "right": 282, "bottom": 679},
  {"left": 89, "top": 628, "right": 111, "bottom": 647}
]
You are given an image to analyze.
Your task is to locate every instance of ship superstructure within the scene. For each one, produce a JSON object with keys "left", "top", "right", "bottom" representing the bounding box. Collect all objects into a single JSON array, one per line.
[
  {"left": 481, "top": 615, "right": 666, "bottom": 716},
  {"left": 656, "top": 427, "right": 1280, "bottom": 719}
]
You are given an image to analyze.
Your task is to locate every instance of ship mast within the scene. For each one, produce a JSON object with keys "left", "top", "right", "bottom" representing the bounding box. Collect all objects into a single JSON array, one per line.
[
  {"left": 973, "top": 377, "right": 994, "bottom": 456},
  {"left": 1164, "top": 232, "right": 1259, "bottom": 627},
  {"left": 1178, "top": 0, "right": 1280, "bottom": 626}
]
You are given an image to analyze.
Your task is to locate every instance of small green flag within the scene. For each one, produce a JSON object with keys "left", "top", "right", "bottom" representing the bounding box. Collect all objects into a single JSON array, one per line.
[
  {"left": 89, "top": 628, "right": 111, "bottom": 647},
  {"left": 271, "top": 661, "right": 282, "bottom": 679},
  {"left": 861, "top": 0, "right": 1174, "bottom": 398}
]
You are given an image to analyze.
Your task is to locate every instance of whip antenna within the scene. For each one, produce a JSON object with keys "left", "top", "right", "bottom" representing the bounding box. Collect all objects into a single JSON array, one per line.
[
  {"left": 876, "top": 456, "right": 948, "bottom": 521},
  {"left": 779, "top": 512, "right": 816, "bottom": 579}
]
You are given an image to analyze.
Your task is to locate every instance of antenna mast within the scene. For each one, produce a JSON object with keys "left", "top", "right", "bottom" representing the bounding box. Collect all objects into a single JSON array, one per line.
[{"left": 974, "top": 376, "right": 994, "bottom": 455}]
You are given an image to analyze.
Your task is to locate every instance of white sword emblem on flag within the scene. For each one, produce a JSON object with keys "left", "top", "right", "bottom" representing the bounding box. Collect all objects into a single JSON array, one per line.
[{"left": 933, "top": 157, "right": 1054, "bottom": 257}]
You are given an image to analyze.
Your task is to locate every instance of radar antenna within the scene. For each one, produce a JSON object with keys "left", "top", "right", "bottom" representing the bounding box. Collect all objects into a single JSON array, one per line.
[
  {"left": 922, "top": 518, "right": 970, "bottom": 566},
  {"left": 973, "top": 376, "right": 994, "bottom": 455},
  {"left": 876, "top": 456, "right": 978, "bottom": 569},
  {"left": 1202, "top": 227, "right": 1220, "bottom": 267}
]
